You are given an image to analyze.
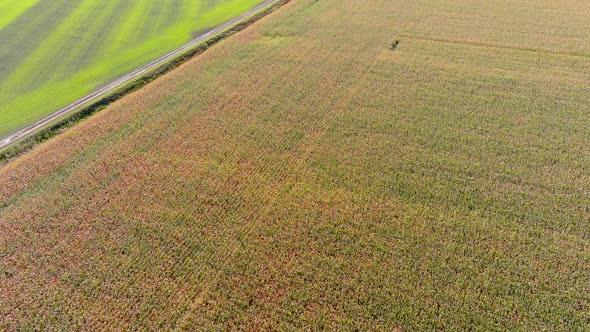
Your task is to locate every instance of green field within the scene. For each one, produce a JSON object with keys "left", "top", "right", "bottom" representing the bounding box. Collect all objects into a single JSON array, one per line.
[
  {"left": 0, "top": 0, "right": 263, "bottom": 138},
  {"left": 1, "top": 0, "right": 590, "bottom": 330}
]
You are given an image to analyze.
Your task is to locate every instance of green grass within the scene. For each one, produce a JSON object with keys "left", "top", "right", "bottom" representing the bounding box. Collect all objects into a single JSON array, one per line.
[
  {"left": 0, "top": 0, "right": 38, "bottom": 30},
  {"left": 0, "top": 0, "right": 263, "bottom": 138},
  {"left": 1, "top": 0, "right": 590, "bottom": 330}
]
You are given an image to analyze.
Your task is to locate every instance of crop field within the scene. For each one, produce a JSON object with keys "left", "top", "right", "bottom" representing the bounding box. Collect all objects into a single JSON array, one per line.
[
  {"left": 0, "top": 0, "right": 263, "bottom": 138},
  {"left": 1, "top": 0, "right": 590, "bottom": 330}
]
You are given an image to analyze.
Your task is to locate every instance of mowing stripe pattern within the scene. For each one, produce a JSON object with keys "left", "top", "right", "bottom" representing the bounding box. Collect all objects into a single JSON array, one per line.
[{"left": 0, "top": 0, "right": 264, "bottom": 138}]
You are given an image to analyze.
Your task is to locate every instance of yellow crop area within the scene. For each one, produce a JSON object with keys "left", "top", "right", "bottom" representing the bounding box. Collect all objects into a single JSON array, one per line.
[{"left": 1, "top": 0, "right": 590, "bottom": 330}]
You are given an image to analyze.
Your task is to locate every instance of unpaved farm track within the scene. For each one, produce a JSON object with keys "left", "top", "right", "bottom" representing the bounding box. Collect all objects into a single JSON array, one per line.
[{"left": 0, "top": 0, "right": 278, "bottom": 150}]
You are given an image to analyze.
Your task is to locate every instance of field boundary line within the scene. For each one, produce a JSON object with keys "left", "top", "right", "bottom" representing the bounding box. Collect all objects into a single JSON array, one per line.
[
  {"left": 399, "top": 34, "right": 590, "bottom": 59},
  {"left": 0, "top": 0, "right": 286, "bottom": 159}
]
